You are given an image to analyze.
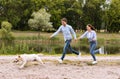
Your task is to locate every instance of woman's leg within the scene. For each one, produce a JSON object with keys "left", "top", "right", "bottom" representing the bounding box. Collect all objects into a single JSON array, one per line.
[
  {"left": 90, "top": 42, "right": 97, "bottom": 61},
  {"left": 94, "top": 49, "right": 99, "bottom": 54}
]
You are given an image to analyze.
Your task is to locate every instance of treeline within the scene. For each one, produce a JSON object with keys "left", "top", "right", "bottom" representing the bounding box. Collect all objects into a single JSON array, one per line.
[{"left": 0, "top": 0, "right": 120, "bottom": 32}]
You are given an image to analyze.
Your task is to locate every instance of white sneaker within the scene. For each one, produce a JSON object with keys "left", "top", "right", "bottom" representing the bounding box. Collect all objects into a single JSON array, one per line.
[
  {"left": 57, "top": 59, "right": 63, "bottom": 63},
  {"left": 77, "top": 52, "right": 81, "bottom": 59},
  {"left": 92, "top": 61, "right": 97, "bottom": 64},
  {"left": 99, "top": 47, "right": 104, "bottom": 54}
]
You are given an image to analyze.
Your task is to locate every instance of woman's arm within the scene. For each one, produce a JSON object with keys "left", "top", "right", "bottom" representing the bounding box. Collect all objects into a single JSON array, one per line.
[
  {"left": 92, "top": 31, "right": 97, "bottom": 41},
  {"left": 78, "top": 31, "right": 88, "bottom": 39}
]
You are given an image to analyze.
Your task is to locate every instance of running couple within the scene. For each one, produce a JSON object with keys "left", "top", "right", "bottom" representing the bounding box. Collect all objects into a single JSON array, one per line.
[{"left": 50, "top": 18, "right": 104, "bottom": 64}]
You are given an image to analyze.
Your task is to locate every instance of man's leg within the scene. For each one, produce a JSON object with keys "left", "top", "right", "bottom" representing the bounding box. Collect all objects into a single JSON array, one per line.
[
  {"left": 68, "top": 44, "right": 79, "bottom": 55},
  {"left": 61, "top": 40, "right": 71, "bottom": 60}
]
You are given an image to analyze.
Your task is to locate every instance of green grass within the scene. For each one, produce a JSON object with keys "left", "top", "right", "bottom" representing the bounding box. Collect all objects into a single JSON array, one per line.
[
  {"left": 0, "top": 31, "right": 119, "bottom": 55},
  {"left": 12, "top": 31, "right": 120, "bottom": 40}
]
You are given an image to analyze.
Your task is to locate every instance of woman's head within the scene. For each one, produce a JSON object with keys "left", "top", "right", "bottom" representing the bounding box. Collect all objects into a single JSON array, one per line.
[{"left": 86, "top": 24, "right": 95, "bottom": 31}]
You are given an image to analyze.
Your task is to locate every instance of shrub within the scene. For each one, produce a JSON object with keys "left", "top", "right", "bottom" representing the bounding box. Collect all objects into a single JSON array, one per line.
[
  {"left": 28, "top": 8, "right": 52, "bottom": 31},
  {"left": 0, "top": 21, "right": 14, "bottom": 43}
]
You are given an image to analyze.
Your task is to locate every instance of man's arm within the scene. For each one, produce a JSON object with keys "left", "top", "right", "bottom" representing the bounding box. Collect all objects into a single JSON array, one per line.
[
  {"left": 50, "top": 26, "right": 61, "bottom": 38},
  {"left": 69, "top": 26, "right": 77, "bottom": 39}
]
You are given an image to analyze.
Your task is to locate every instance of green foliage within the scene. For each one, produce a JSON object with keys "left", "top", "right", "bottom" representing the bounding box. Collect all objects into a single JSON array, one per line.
[
  {"left": 0, "top": 37, "right": 119, "bottom": 55},
  {"left": 0, "top": 41, "right": 34, "bottom": 54},
  {"left": 0, "top": 21, "right": 14, "bottom": 41},
  {"left": 106, "top": 0, "right": 120, "bottom": 32},
  {"left": 63, "top": 0, "right": 83, "bottom": 29},
  {"left": 0, "top": 0, "right": 21, "bottom": 29},
  {"left": 82, "top": 0, "right": 102, "bottom": 30},
  {"left": 28, "top": 9, "right": 52, "bottom": 31},
  {"left": 0, "top": 0, "right": 120, "bottom": 32}
]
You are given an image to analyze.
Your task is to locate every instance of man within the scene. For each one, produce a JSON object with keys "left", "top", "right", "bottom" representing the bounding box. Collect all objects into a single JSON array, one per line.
[{"left": 50, "top": 18, "right": 81, "bottom": 63}]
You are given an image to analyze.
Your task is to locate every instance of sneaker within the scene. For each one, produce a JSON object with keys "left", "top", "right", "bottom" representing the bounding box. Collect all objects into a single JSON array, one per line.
[
  {"left": 57, "top": 59, "right": 63, "bottom": 63},
  {"left": 77, "top": 52, "right": 81, "bottom": 59},
  {"left": 99, "top": 47, "right": 104, "bottom": 54},
  {"left": 92, "top": 61, "right": 97, "bottom": 64}
]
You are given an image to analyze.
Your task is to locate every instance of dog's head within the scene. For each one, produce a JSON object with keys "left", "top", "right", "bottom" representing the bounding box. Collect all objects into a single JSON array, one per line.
[{"left": 13, "top": 55, "right": 22, "bottom": 63}]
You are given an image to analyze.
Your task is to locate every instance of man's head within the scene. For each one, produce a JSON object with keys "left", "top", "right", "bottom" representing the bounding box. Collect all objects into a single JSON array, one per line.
[{"left": 61, "top": 18, "right": 67, "bottom": 26}]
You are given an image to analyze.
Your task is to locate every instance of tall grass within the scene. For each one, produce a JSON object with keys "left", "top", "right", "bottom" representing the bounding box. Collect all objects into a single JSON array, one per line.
[{"left": 0, "top": 32, "right": 119, "bottom": 55}]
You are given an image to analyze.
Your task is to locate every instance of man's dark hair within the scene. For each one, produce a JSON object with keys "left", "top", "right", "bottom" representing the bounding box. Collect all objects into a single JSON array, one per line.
[{"left": 61, "top": 18, "right": 67, "bottom": 23}]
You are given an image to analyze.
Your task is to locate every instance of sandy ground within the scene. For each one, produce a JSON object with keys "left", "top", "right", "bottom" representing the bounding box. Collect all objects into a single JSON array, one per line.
[{"left": 0, "top": 55, "right": 120, "bottom": 79}]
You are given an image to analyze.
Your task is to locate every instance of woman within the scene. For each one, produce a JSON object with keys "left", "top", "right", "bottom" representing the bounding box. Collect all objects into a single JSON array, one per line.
[{"left": 77, "top": 24, "right": 104, "bottom": 64}]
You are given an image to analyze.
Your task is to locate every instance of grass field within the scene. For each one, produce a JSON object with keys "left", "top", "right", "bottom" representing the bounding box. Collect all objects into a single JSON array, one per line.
[
  {"left": 0, "top": 31, "right": 119, "bottom": 55},
  {"left": 12, "top": 31, "right": 120, "bottom": 40}
]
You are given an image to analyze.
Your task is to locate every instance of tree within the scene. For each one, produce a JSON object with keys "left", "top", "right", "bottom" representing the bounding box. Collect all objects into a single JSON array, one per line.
[
  {"left": 28, "top": 8, "right": 52, "bottom": 31},
  {"left": 62, "top": 0, "right": 83, "bottom": 30},
  {"left": 0, "top": 0, "right": 22, "bottom": 29},
  {"left": 0, "top": 0, "right": 37, "bottom": 30},
  {"left": 46, "top": 0, "right": 65, "bottom": 29},
  {"left": 0, "top": 21, "right": 14, "bottom": 42},
  {"left": 106, "top": 0, "right": 120, "bottom": 32},
  {"left": 0, "top": 0, "right": 119, "bottom": 32},
  {"left": 82, "top": 0, "right": 103, "bottom": 31}
]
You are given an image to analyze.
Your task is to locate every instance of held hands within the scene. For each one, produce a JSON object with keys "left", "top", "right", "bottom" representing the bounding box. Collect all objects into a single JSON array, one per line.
[
  {"left": 74, "top": 38, "right": 81, "bottom": 42},
  {"left": 49, "top": 36, "right": 52, "bottom": 39},
  {"left": 74, "top": 37, "right": 82, "bottom": 41},
  {"left": 74, "top": 38, "right": 77, "bottom": 42}
]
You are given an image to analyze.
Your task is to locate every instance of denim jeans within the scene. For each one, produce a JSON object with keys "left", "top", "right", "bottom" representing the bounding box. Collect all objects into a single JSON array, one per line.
[
  {"left": 90, "top": 41, "right": 99, "bottom": 61},
  {"left": 61, "top": 40, "right": 79, "bottom": 60}
]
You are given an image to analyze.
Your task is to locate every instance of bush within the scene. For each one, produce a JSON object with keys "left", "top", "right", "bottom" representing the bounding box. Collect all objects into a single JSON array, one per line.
[
  {"left": 0, "top": 21, "right": 14, "bottom": 43},
  {"left": 28, "top": 8, "right": 52, "bottom": 31}
]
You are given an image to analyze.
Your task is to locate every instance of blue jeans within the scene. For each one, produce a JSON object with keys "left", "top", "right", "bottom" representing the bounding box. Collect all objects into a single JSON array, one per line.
[
  {"left": 61, "top": 40, "right": 79, "bottom": 60},
  {"left": 90, "top": 41, "right": 99, "bottom": 61}
]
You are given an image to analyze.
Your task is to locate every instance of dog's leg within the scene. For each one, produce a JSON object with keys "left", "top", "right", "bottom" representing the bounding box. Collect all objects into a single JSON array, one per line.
[
  {"left": 19, "top": 60, "right": 27, "bottom": 69},
  {"left": 36, "top": 57, "right": 43, "bottom": 64}
]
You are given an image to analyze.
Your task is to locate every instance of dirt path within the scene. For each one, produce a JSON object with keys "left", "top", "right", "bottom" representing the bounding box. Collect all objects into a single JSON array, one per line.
[{"left": 0, "top": 55, "right": 120, "bottom": 79}]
